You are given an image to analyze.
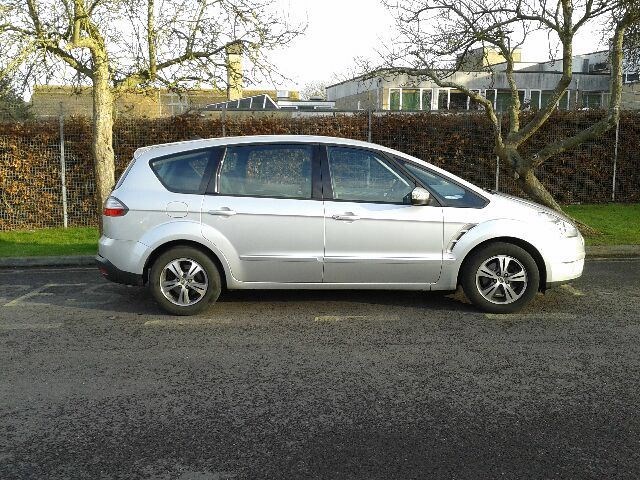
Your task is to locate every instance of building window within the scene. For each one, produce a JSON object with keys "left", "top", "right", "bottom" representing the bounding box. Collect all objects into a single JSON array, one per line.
[
  {"left": 495, "top": 90, "right": 524, "bottom": 112},
  {"left": 437, "top": 89, "right": 449, "bottom": 110},
  {"left": 388, "top": 88, "right": 433, "bottom": 111},
  {"left": 163, "top": 93, "right": 189, "bottom": 115},
  {"left": 402, "top": 89, "right": 420, "bottom": 111},
  {"left": 539, "top": 90, "right": 571, "bottom": 110},
  {"left": 449, "top": 90, "right": 468, "bottom": 110},
  {"left": 529, "top": 90, "right": 541, "bottom": 110},
  {"left": 390, "top": 89, "right": 401, "bottom": 110},
  {"left": 485, "top": 90, "right": 497, "bottom": 109},
  {"left": 581, "top": 91, "right": 604, "bottom": 109},
  {"left": 625, "top": 72, "right": 639, "bottom": 83},
  {"left": 421, "top": 90, "right": 432, "bottom": 111}
]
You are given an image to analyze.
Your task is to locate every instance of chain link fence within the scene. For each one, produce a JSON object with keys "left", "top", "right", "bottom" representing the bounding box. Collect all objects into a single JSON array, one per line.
[{"left": 0, "top": 107, "right": 636, "bottom": 230}]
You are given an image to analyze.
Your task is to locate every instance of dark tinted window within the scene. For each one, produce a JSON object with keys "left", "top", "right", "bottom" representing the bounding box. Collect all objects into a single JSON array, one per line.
[
  {"left": 150, "top": 150, "right": 211, "bottom": 194},
  {"left": 328, "top": 147, "right": 413, "bottom": 203},
  {"left": 219, "top": 144, "right": 313, "bottom": 199},
  {"left": 402, "top": 161, "right": 488, "bottom": 208}
]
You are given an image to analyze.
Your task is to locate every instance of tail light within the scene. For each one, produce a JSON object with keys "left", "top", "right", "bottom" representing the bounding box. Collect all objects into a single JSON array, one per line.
[{"left": 103, "top": 196, "right": 129, "bottom": 217}]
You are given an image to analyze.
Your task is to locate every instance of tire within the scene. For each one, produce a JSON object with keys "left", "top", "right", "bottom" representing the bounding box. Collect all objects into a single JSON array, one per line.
[
  {"left": 461, "top": 242, "right": 540, "bottom": 314},
  {"left": 149, "top": 246, "right": 222, "bottom": 316}
]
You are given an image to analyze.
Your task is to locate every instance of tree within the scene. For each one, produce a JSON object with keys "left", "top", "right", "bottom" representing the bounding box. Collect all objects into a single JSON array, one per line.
[
  {"left": 0, "top": 0, "right": 303, "bottom": 216},
  {"left": 378, "top": 0, "right": 640, "bottom": 214},
  {"left": 300, "top": 80, "right": 328, "bottom": 100},
  {"left": 0, "top": 77, "right": 30, "bottom": 120},
  {"left": 623, "top": 6, "right": 640, "bottom": 73}
]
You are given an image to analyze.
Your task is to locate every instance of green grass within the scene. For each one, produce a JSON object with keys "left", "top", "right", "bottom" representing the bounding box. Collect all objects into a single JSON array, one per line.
[
  {"left": 0, "top": 203, "right": 637, "bottom": 258},
  {"left": 0, "top": 227, "right": 99, "bottom": 257},
  {"left": 564, "top": 203, "right": 640, "bottom": 246}
]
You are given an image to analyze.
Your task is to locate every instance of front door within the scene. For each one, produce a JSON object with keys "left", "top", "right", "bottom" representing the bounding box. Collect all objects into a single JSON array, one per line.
[
  {"left": 201, "top": 143, "right": 323, "bottom": 283},
  {"left": 322, "top": 146, "right": 443, "bottom": 284}
]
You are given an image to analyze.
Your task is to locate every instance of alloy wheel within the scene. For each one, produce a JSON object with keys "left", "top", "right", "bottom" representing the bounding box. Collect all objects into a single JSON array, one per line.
[
  {"left": 475, "top": 255, "right": 528, "bottom": 305},
  {"left": 159, "top": 257, "right": 209, "bottom": 306}
]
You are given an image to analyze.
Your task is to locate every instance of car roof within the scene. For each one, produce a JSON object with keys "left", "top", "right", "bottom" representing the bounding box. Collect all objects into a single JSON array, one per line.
[
  {"left": 136, "top": 135, "right": 381, "bottom": 157},
  {"left": 134, "top": 135, "right": 489, "bottom": 198}
]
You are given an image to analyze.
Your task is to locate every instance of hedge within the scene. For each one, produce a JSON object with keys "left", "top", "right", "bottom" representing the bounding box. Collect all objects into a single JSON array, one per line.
[{"left": 0, "top": 110, "right": 637, "bottom": 229}]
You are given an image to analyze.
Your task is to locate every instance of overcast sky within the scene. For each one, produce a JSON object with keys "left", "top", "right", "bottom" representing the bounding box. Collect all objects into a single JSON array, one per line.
[{"left": 266, "top": 0, "right": 606, "bottom": 91}]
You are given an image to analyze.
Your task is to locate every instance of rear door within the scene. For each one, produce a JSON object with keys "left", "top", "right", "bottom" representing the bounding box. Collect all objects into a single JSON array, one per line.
[
  {"left": 322, "top": 146, "right": 443, "bottom": 284},
  {"left": 201, "top": 143, "right": 324, "bottom": 283}
]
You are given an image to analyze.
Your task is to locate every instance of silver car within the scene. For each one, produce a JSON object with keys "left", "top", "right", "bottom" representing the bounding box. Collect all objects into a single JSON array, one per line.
[{"left": 97, "top": 135, "right": 585, "bottom": 315}]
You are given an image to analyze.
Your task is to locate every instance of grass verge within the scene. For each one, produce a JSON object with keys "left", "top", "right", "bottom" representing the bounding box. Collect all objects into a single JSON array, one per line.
[
  {"left": 564, "top": 203, "right": 640, "bottom": 246},
  {"left": 0, "top": 227, "right": 98, "bottom": 257}
]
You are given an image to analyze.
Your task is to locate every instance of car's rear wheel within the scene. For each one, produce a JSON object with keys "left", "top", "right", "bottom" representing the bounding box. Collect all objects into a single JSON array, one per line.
[
  {"left": 149, "top": 246, "right": 221, "bottom": 316},
  {"left": 461, "top": 242, "right": 540, "bottom": 313}
]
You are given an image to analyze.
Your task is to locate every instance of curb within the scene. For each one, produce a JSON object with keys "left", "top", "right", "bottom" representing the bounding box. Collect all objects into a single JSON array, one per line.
[
  {"left": 0, "top": 246, "right": 639, "bottom": 269},
  {"left": 0, "top": 255, "right": 95, "bottom": 268},
  {"left": 585, "top": 245, "right": 640, "bottom": 259}
]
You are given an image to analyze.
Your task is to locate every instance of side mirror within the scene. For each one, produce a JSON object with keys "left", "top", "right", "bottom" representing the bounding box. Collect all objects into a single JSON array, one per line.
[{"left": 410, "top": 187, "right": 431, "bottom": 206}]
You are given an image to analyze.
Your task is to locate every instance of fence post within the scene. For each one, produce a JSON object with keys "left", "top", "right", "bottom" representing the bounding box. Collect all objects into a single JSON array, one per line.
[
  {"left": 367, "top": 109, "right": 372, "bottom": 143},
  {"left": 58, "top": 103, "right": 69, "bottom": 228},
  {"left": 612, "top": 116, "right": 620, "bottom": 202},
  {"left": 221, "top": 103, "right": 227, "bottom": 137},
  {"left": 495, "top": 113, "right": 501, "bottom": 191}
]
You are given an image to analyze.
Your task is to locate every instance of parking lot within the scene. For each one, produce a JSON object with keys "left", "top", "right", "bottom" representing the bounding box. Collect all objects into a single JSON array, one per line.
[{"left": 1, "top": 259, "right": 639, "bottom": 479}]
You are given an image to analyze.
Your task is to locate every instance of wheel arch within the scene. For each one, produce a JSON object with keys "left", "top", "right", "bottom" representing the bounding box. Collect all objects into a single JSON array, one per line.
[
  {"left": 143, "top": 240, "right": 229, "bottom": 289},
  {"left": 456, "top": 236, "right": 547, "bottom": 292}
]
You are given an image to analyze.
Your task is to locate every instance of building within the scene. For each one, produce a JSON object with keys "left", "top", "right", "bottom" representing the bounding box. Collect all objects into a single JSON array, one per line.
[
  {"left": 326, "top": 48, "right": 626, "bottom": 111},
  {"left": 202, "top": 92, "right": 335, "bottom": 112},
  {"left": 27, "top": 44, "right": 301, "bottom": 117},
  {"left": 29, "top": 85, "right": 300, "bottom": 117}
]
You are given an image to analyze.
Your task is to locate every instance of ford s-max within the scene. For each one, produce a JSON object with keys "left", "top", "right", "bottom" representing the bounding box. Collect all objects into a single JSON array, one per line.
[{"left": 96, "top": 135, "right": 584, "bottom": 315}]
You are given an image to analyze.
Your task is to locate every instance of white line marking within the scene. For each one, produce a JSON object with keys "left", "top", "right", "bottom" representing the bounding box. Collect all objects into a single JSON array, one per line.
[
  {"left": 561, "top": 284, "right": 585, "bottom": 296},
  {"left": 3, "top": 283, "right": 87, "bottom": 307},
  {"left": 315, "top": 315, "right": 369, "bottom": 322},
  {"left": 485, "top": 313, "right": 577, "bottom": 320},
  {"left": 143, "top": 318, "right": 229, "bottom": 327},
  {"left": 0, "top": 323, "right": 62, "bottom": 330}
]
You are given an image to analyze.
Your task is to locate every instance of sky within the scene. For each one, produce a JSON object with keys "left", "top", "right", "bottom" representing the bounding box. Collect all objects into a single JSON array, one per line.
[{"left": 266, "top": 0, "right": 607, "bottom": 91}]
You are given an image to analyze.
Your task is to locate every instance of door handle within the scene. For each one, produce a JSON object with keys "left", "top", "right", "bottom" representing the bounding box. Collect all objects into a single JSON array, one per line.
[
  {"left": 208, "top": 207, "right": 236, "bottom": 217},
  {"left": 332, "top": 213, "right": 360, "bottom": 221}
]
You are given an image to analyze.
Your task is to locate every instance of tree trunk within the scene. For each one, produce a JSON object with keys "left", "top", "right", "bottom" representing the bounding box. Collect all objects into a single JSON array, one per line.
[
  {"left": 516, "top": 169, "right": 563, "bottom": 212},
  {"left": 92, "top": 64, "right": 115, "bottom": 232}
]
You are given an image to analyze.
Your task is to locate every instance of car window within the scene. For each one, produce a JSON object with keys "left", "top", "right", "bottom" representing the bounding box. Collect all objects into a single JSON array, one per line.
[
  {"left": 402, "top": 161, "right": 488, "bottom": 208},
  {"left": 327, "top": 147, "right": 413, "bottom": 203},
  {"left": 219, "top": 144, "right": 313, "bottom": 199},
  {"left": 150, "top": 150, "right": 211, "bottom": 194}
]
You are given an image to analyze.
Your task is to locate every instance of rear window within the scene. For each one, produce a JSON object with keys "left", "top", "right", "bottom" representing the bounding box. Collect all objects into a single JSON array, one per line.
[{"left": 150, "top": 150, "right": 212, "bottom": 194}]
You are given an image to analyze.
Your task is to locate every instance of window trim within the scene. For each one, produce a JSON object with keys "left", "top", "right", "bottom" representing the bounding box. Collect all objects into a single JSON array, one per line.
[
  {"left": 211, "top": 142, "right": 321, "bottom": 201},
  {"left": 149, "top": 147, "right": 222, "bottom": 195}
]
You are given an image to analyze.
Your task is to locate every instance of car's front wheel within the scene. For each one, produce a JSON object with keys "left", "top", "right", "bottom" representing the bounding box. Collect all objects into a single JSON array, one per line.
[
  {"left": 461, "top": 242, "right": 540, "bottom": 313},
  {"left": 149, "top": 246, "right": 222, "bottom": 316}
]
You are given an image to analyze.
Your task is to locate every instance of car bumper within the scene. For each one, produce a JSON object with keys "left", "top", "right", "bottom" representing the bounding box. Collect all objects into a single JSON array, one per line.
[
  {"left": 96, "top": 254, "right": 144, "bottom": 286},
  {"left": 544, "top": 234, "right": 585, "bottom": 287},
  {"left": 97, "top": 235, "right": 147, "bottom": 286}
]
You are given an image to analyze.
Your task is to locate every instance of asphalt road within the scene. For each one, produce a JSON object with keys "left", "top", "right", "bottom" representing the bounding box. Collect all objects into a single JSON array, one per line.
[{"left": 0, "top": 259, "right": 639, "bottom": 480}]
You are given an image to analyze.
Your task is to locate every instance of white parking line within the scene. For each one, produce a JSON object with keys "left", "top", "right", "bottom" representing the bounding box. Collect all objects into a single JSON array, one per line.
[
  {"left": 561, "top": 284, "right": 586, "bottom": 296},
  {"left": 0, "top": 323, "right": 62, "bottom": 330},
  {"left": 315, "top": 315, "right": 369, "bottom": 322},
  {"left": 485, "top": 313, "right": 577, "bottom": 320},
  {"left": 143, "top": 318, "right": 231, "bottom": 327},
  {"left": 3, "top": 283, "right": 87, "bottom": 307}
]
